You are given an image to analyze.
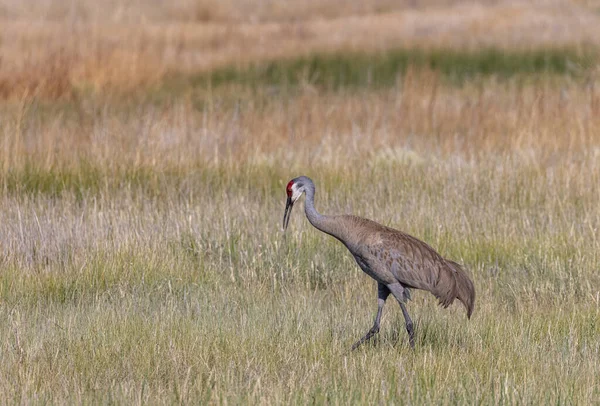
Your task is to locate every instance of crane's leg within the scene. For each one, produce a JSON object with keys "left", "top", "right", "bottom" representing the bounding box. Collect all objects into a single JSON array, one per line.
[
  {"left": 387, "top": 283, "right": 415, "bottom": 348},
  {"left": 351, "top": 283, "right": 390, "bottom": 351}
]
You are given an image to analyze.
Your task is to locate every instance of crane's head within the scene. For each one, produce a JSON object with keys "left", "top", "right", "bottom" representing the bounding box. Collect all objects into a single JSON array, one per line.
[{"left": 283, "top": 176, "right": 310, "bottom": 231}]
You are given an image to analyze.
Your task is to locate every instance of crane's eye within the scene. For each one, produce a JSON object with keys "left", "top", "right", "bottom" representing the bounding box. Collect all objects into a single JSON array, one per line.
[{"left": 286, "top": 180, "right": 294, "bottom": 196}]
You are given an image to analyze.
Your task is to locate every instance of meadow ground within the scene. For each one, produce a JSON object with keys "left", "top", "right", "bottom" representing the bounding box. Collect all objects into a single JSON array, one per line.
[{"left": 1, "top": 0, "right": 600, "bottom": 403}]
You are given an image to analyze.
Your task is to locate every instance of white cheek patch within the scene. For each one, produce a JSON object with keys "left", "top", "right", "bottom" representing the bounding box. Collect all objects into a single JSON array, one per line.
[{"left": 292, "top": 184, "right": 302, "bottom": 202}]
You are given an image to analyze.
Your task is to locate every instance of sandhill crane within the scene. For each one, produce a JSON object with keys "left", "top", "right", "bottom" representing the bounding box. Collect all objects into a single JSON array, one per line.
[{"left": 283, "top": 176, "right": 475, "bottom": 349}]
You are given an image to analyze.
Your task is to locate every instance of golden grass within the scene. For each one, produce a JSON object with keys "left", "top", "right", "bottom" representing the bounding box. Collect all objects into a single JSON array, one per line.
[
  {"left": 1, "top": 0, "right": 600, "bottom": 100},
  {"left": 2, "top": 71, "right": 599, "bottom": 172}
]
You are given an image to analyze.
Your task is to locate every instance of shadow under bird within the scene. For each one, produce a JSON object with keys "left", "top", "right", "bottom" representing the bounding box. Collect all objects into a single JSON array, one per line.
[{"left": 282, "top": 176, "right": 475, "bottom": 349}]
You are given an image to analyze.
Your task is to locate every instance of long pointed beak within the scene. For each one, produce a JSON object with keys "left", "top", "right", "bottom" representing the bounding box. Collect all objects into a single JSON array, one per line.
[{"left": 283, "top": 196, "right": 293, "bottom": 231}]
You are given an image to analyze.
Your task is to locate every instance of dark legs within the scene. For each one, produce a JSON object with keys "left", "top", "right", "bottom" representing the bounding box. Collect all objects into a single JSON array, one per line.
[
  {"left": 387, "top": 283, "right": 415, "bottom": 348},
  {"left": 351, "top": 282, "right": 415, "bottom": 350},
  {"left": 399, "top": 302, "right": 415, "bottom": 348},
  {"left": 351, "top": 283, "right": 390, "bottom": 351}
]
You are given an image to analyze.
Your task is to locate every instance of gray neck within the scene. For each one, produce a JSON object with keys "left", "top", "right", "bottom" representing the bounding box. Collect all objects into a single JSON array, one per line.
[{"left": 303, "top": 182, "right": 343, "bottom": 241}]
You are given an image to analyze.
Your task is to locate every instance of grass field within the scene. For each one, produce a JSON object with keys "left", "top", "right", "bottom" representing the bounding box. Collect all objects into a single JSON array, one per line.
[{"left": 1, "top": 0, "right": 600, "bottom": 403}]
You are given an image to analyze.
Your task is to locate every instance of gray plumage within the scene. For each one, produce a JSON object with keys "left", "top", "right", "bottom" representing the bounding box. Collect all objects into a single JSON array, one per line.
[{"left": 283, "top": 176, "right": 475, "bottom": 349}]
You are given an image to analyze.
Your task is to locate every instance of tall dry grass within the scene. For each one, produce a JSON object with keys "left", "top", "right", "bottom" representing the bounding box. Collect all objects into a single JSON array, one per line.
[
  {"left": 1, "top": 0, "right": 600, "bottom": 100},
  {"left": 1, "top": 70, "right": 599, "bottom": 172}
]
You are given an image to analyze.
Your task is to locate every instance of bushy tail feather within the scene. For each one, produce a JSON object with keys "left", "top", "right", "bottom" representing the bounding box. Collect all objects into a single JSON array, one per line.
[{"left": 446, "top": 260, "right": 475, "bottom": 318}]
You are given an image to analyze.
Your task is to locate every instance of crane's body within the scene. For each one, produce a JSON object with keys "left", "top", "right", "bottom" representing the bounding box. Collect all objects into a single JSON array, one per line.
[{"left": 283, "top": 176, "right": 475, "bottom": 349}]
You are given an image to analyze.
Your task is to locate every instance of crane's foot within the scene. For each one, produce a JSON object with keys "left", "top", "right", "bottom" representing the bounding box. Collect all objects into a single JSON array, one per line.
[{"left": 351, "top": 326, "right": 379, "bottom": 351}]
